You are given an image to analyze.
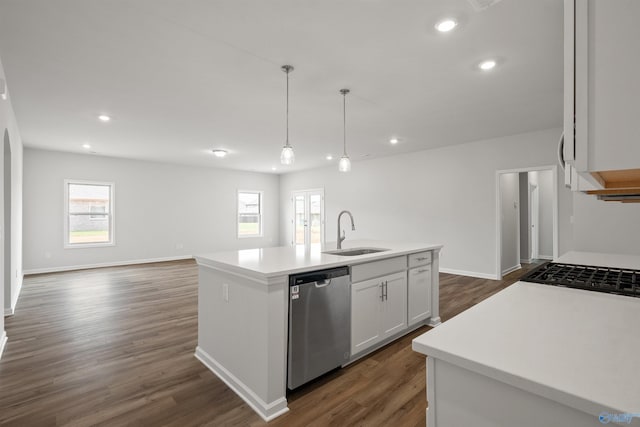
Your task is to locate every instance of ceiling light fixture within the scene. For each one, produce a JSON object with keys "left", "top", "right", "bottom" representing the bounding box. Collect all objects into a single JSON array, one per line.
[
  {"left": 280, "top": 65, "right": 295, "bottom": 165},
  {"left": 82, "top": 143, "right": 91, "bottom": 149},
  {"left": 390, "top": 137, "right": 399, "bottom": 145},
  {"left": 338, "top": 89, "right": 352, "bottom": 173},
  {"left": 211, "top": 149, "right": 227, "bottom": 158},
  {"left": 271, "top": 166, "right": 277, "bottom": 171},
  {"left": 435, "top": 19, "right": 457, "bottom": 32},
  {"left": 326, "top": 155, "right": 333, "bottom": 160},
  {"left": 0, "top": 78, "right": 7, "bottom": 100},
  {"left": 98, "top": 114, "right": 111, "bottom": 122},
  {"left": 479, "top": 60, "right": 497, "bottom": 71}
]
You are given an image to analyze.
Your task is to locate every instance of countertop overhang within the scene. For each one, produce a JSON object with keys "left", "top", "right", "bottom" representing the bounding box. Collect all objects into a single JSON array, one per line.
[
  {"left": 195, "top": 240, "right": 443, "bottom": 279},
  {"left": 412, "top": 251, "right": 640, "bottom": 417}
]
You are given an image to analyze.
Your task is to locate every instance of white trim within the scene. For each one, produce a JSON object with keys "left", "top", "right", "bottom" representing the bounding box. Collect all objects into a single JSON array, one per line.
[
  {"left": 537, "top": 255, "right": 554, "bottom": 261},
  {"left": 502, "top": 264, "right": 522, "bottom": 276},
  {"left": 520, "top": 258, "right": 532, "bottom": 264},
  {"left": 64, "top": 179, "right": 115, "bottom": 248},
  {"left": 0, "top": 331, "right": 7, "bottom": 360},
  {"left": 496, "top": 165, "right": 559, "bottom": 280},
  {"left": 23, "top": 255, "right": 193, "bottom": 276},
  {"left": 4, "top": 307, "right": 13, "bottom": 316},
  {"left": 440, "top": 267, "right": 498, "bottom": 280},
  {"left": 194, "top": 346, "right": 289, "bottom": 422}
]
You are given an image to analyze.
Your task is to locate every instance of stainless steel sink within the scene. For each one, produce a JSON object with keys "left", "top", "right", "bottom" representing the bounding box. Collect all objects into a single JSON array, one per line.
[{"left": 323, "top": 247, "right": 390, "bottom": 256}]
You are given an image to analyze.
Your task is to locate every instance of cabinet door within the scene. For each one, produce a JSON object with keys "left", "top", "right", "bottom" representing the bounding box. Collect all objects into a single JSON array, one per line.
[
  {"left": 351, "top": 277, "right": 383, "bottom": 356},
  {"left": 381, "top": 271, "right": 407, "bottom": 339},
  {"left": 408, "top": 266, "right": 432, "bottom": 325},
  {"left": 574, "top": 0, "right": 640, "bottom": 173}
]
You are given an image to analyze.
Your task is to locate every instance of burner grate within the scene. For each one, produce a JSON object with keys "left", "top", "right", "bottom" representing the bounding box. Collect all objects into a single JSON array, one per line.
[{"left": 522, "top": 262, "right": 640, "bottom": 298}]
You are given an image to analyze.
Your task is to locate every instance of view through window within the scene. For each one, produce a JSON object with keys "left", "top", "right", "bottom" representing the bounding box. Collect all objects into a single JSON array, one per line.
[
  {"left": 238, "top": 191, "right": 262, "bottom": 237},
  {"left": 66, "top": 181, "right": 113, "bottom": 246}
]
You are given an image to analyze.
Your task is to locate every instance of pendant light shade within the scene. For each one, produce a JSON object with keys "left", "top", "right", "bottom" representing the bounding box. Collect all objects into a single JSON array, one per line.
[
  {"left": 339, "top": 88, "right": 351, "bottom": 173},
  {"left": 280, "top": 145, "right": 294, "bottom": 164},
  {"left": 280, "top": 65, "right": 295, "bottom": 165},
  {"left": 338, "top": 155, "right": 351, "bottom": 172}
]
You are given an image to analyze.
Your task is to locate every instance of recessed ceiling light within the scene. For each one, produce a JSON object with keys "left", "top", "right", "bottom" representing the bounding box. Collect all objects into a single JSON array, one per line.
[
  {"left": 479, "top": 60, "right": 497, "bottom": 71},
  {"left": 211, "top": 149, "right": 227, "bottom": 158},
  {"left": 98, "top": 114, "right": 111, "bottom": 122},
  {"left": 390, "top": 138, "right": 399, "bottom": 145},
  {"left": 271, "top": 166, "right": 277, "bottom": 171},
  {"left": 435, "top": 19, "right": 457, "bottom": 32},
  {"left": 326, "top": 155, "right": 333, "bottom": 160},
  {"left": 82, "top": 143, "right": 91, "bottom": 149}
]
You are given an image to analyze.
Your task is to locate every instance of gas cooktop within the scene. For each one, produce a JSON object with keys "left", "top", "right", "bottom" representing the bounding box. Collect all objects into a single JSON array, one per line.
[{"left": 521, "top": 262, "right": 640, "bottom": 298}]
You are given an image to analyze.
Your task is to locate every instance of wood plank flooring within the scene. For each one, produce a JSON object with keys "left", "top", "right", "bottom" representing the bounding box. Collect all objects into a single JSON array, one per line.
[{"left": 0, "top": 259, "right": 544, "bottom": 426}]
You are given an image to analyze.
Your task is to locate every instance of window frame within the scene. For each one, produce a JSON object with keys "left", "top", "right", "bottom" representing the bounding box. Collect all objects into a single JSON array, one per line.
[
  {"left": 64, "top": 179, "right": 115, "bottom": 248},
  {"left": 237, "top": 189, "right": 264, "bottom": 239}
]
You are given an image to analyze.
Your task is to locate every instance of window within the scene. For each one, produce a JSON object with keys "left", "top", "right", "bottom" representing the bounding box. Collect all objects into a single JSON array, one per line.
[
  {"left": 238, "top": 190, "right": 263, "bottom": 238},
  {"left": 64, "top": 180, "right": 114, "bottom": 247},
  {"left": 292, "top": 189, "right": 324, "bottom": 247}
]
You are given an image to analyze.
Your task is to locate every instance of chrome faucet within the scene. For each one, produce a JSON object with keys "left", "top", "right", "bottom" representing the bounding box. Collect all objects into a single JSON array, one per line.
[{"left": 337, "top": 210, "right": 355, "bottom": 250}]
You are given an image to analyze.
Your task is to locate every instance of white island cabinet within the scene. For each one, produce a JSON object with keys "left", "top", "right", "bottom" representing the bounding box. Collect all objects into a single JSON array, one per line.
[
  {"left": 412, "top": 254, "right": 640, "bottom": 427},
  {"left": 195, "top": 240, "right": 442, "bottom": 422}
]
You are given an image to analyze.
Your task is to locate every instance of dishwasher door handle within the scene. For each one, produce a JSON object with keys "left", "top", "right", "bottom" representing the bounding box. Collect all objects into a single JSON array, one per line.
[{"left": 314, "top": 279, "right": 332, "bottom": 288}]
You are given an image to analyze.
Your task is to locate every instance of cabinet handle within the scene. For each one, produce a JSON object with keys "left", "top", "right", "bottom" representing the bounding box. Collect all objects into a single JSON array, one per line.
[
  {"left": 416, "top": 257, "right": 429, "bottom": 261},
  {"left": 380, "top": 283, "right": 384, "bottom": 301},
  {"left": 416, "top": 269, "right": 429, "bottom": 274},
  {"left": 384, "top": 280, "right": 388, "bottom": 301}
]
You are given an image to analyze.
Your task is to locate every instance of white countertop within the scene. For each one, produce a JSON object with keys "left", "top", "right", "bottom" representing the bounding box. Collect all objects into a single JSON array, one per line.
[
  {"left": 195, "top": 240, "right": 443, "bottom": 279},
  {"left": 556, "top": 250, "right": 640, "bottom": 270},
  {"left": 412, "top": 280, "right": 640, "bottom": 416}
]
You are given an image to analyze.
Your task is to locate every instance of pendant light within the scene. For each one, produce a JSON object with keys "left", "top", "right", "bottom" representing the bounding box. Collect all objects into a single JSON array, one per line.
[
  {"left": 338, "top": 89, "right": 351, "bottom": 172},
  {"left": 280, "top": 65, "right": 295, "bottom": 165}
]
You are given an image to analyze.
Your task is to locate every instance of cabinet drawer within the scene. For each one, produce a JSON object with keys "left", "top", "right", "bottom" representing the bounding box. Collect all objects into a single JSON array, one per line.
[
  {"left": 408, "top": 251, "right": 431, "bottom": 268},
  {"left": 351, "top": 256, "right": 406, "bottom": 283}
]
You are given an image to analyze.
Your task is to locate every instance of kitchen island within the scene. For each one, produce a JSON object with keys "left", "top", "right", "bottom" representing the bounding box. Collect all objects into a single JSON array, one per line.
[
  {"left": 412, "top": 251, "right": 640, "bottom": 427},
  {"left": 195, "top": 240, "right": 443, "bottom": 421}
]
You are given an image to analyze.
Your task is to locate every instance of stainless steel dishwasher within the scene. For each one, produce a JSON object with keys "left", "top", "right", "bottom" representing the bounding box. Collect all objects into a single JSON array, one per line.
[{"left": 287, "top": 266, "right": 351, "bottom": 390}]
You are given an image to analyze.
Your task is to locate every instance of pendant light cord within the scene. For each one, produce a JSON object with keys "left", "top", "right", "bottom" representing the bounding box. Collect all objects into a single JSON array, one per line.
[
  {"left": 286, "top": 68, "right": 290, "bottom": 147},
  {"left": 343, "top": 92, "right": 347, "bottom": 156}
]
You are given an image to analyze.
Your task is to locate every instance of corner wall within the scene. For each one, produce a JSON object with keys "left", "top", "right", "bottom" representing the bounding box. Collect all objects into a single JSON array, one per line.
[
  {"left": 23, "top": 149, "right": 280, "bottom": 273},
  {"left": 279, "top": 128, "right": 573, "bottom": 279},
  {"left": 1, "top": 56, "right": 25, "bottom": 357}
]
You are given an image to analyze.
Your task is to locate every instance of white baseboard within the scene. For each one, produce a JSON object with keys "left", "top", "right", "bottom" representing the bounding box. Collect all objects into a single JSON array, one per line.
[
  {"left": 502, "top": 264, "right": 522, "bottom": 276},
  {"left": 520, "top": 258, "right": 532, "bottom": 264},
  {"left": 0, "top": 331, "right": 7, "bottom": 360},
  {"left": 194, "top": 346, "right": 288, "bottom": 422},
  {"left": 4, "top": 307, "right": 14, "bottom": 316},
  {"left": 23, "top": 255, "right": 194, "bottom": 276},
  {"left": 440, "top": 268, "right": 498, "bottom": 280},
  {"left": 537, "top": 255, "right": 553, "bottom": 260}
]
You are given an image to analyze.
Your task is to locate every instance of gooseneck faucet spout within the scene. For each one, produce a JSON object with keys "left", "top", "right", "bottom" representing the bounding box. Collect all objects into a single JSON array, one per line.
[{"left": 337, "top": 210, "right": 355, "bottom": 250}]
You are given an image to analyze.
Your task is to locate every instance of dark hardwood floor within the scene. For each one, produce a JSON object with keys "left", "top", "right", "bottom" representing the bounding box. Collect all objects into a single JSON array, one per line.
[{"left": 0, "top": 259, "right": 544, "bottom": 426}]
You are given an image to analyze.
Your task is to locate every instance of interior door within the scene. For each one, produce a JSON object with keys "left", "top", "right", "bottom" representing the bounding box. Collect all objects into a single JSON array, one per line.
[{"left": 292, "top": 189, "right": 324, "bottom": 247}]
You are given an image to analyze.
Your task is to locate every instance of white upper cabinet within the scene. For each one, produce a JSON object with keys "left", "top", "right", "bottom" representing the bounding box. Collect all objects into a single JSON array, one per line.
[{"left": 565, "top": 0, "right": 640, "bottom": 176}]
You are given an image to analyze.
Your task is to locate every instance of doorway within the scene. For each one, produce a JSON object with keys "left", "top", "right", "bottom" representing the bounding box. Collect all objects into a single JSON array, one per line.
[
  {"left": 3, "top": 129, "right": 11, "bottom": 315},
  {"left": 496, "top": 166, "right": 558, "bottom": 280},
  {"left": 291, "top": 189, "right": 325, "bottom": 248}
]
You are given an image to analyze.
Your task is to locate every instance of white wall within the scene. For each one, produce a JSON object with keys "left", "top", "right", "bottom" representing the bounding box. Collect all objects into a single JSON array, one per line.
[
  {"left": 500, "top": 173, "right": 520, "bottom": 274},
  {"left": 529, "top": 170, "right": 554, "bottom": 259},
  {"left": 23, "top": 149, "right": 280, "bottom": 272},
  {"left": 280, "top": 128, "right": 573, "bottom": 279},
  {"left": 1, "top": 56, "right": 25, "bottom": 354},
  {"left": 572, "top": 192, "right": 640, "bottom": 255}
]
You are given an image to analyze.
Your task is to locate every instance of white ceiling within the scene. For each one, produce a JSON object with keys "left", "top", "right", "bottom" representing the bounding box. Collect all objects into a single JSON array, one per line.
[{"left": 0, "top": 0, "right": 563, "bottom": 174}]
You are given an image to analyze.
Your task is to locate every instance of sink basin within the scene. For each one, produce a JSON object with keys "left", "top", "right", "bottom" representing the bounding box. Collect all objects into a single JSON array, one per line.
[{"left": 323, "top": 247, "right": 390, "bottom": 256}]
